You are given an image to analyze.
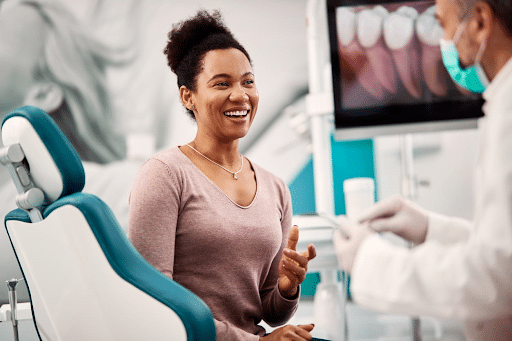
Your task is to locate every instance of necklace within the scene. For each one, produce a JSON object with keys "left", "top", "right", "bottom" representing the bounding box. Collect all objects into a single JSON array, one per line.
[{"left": 186, "top": 144, "right": 243, "bottom": 180}]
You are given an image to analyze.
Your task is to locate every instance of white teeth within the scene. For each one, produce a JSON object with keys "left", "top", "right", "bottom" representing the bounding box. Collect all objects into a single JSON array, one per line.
[
  {"left": 224, "top": 110, "right": 248, "bottom": 117},
  {"left": 383, "top": 6, "right": 417, "bottom": 50},
  {"left": 396, "top": 5, "right": 419, "bottom": 19},
  {"left": 424, "top": 5, "right": 436, "bottom": 16},
  {"left": 416, "top": 6, "right": 443, "bottom": 46},
  {"left": 336, "top": 7, "right": 356, "bottom": 46},
  {"left": 357, "top": 8, "right": 386, "bottom": 48},
  {"left": 373, "top": 5, "right": 389, "bottom": 18}
]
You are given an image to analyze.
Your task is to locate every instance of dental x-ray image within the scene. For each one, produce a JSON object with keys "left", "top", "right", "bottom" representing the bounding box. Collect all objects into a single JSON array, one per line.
[
  {"left": 338, "top": 0, "right": 469, "bottom": 106},
  {"left": 328, "top": 0, "right": 484, "bottom": 137}
]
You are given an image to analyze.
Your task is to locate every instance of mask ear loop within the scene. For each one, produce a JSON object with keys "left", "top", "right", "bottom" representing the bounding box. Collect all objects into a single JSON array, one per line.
[
  {"left": 474, "top": 37, "right": 490, "bottom": 86},
  {"left": 453, "top": 22, "right": 467, "bottom": 45},
  {"left": 474, "top": 38, "right": 487, "bottom": 64},
  {"left": 454, "top": 17, "right": 488, "bottom": 65}
]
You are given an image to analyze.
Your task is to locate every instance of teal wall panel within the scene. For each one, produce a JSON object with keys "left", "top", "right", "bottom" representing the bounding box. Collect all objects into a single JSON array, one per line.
[
  {"left": 289, "top": 137, "right": 376, "bottom": 216},
  {"left": 288, "top": 138, "right": 375, "bottom": 298}
]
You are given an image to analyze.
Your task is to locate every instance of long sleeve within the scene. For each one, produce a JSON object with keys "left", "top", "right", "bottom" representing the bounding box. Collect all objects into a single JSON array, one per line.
[
  {"left": 128, "top": 148, "right": 299, "bottom": 340},
  {"left": 128, "top": 158, "right": 262, "bottom": 341},
  {"left": 128, "top": 158, "right": 180, "bottom": 278},
  {"left": 213, "top": 319, "right": 261, "bottom": 341},
  {"left": 349, "top": 78, "right": 512, "bottom": 322},
  {"left": 350, "top": 231, "right": 512, "bottom": 320},
  {"left": 260, "top": 179, "right": 300, "bottom": 326},
  {"left": 425, "top": 211, "right": 472, "bottom": 245}
]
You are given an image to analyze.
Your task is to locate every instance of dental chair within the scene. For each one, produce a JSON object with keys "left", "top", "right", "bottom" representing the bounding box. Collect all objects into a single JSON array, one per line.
[{"left": 1, "top": 106, "right": 216, "bottom": 340}]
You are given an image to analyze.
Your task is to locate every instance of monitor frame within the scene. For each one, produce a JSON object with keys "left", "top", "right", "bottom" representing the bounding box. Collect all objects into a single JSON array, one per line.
[{"left": 326, "top": 0, "right": 484, "bottom": 141}]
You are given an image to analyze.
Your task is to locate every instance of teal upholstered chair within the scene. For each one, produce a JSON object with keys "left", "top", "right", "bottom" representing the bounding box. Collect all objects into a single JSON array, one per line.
[{"left": 1, "top": 106, "right": 215, "bottom": 340}]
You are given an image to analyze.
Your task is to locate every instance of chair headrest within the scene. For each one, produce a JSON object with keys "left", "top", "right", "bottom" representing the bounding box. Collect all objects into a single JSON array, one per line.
[{"left": 1, "top": 106, "right": 85, "bottom": 202}]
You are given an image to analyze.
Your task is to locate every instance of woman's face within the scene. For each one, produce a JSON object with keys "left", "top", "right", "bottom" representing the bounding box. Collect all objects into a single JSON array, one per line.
[{"left": 189, "top": 48, "right": 259, "bottom": 142}]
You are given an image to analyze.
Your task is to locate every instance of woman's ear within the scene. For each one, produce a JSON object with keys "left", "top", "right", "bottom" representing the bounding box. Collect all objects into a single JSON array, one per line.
[
  {"left": 179, "top": 85, "right": 194, "bottom": 111},
  {"left": 23, "top": 82, "right": 64, "bottom": 112}
]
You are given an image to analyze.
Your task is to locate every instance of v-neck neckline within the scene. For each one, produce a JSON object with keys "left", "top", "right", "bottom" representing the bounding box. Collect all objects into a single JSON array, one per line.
[{"left": 177, "top": 146, "right": 258, "bottom": 209}]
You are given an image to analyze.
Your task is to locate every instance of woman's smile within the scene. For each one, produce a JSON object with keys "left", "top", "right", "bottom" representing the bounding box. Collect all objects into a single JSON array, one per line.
[
  {"left": 187, "top": 48, "right": 259, "bottom": 140},
  {"left": 223, "top": 109, "right": 249, "bottom": 117}
]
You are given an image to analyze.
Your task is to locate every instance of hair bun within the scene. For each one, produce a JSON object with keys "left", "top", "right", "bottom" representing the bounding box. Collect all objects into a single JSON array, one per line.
[{"left": 164, "top": 10, "right": 234, "bottom": 73}]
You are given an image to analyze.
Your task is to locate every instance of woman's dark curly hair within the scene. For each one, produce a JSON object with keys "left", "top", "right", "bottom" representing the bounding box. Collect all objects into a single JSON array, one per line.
[{"left": 163, "top": 10, "right": 252, "bottom": 119}]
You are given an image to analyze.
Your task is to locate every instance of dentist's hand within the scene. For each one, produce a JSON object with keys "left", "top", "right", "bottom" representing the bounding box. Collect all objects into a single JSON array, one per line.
[
  {"left": 278, "top": 225, "right": 316, "bottom": 298},
  {"left": 358, "top": 195, "right": 428, "bottom": 245},
  {"left": 333, "top": 216, "right": 373, "bottom": 274}
]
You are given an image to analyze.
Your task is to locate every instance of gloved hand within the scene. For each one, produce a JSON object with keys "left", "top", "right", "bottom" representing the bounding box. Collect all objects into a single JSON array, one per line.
[
  {"left": 333, "top": 216, "right": 373, "bottom": 274},
  {"left": 358, "top": 195, "right": 429, "bottom": 245}
]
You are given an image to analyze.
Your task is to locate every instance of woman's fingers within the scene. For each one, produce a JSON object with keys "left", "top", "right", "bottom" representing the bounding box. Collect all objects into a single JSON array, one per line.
[
  {"left": 296, "top": 324, "right": 314, "bottom": 340},
  {"left": 298, "top": 323, "right": 315, "bottom": 332},
  {"left": 281, "top": 226, "right": 317, "bottom": 288},
  {"left": 280, "top": 268, "right": 300, "bottom": 288},
  {"left": 284, "top": 249, "right": 308, "bottom": 267},
  {"left": 264, "top": 324, "right": 314, "bottom": 340},
  {"left": 286, "top": 225, "right": 300, "bottom": 250},
  {"left": 282, "top": 258, "right": 307, "bottom": 280},
  {"left": 305, "top": 243, "right": 317, "bottom": 260}
]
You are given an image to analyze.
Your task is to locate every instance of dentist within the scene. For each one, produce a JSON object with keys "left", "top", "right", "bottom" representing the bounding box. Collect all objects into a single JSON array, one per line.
[{"left": 334, "top": 0, "right": 512, "bottom": 339}]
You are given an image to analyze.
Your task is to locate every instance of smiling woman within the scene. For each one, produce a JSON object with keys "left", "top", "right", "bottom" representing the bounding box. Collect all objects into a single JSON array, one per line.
[
  {"left": 181, "top": 48, "right": 259, "bottom": 146},
  {"left": 128, "top": 9, "right": 318, "bottom": 341}
]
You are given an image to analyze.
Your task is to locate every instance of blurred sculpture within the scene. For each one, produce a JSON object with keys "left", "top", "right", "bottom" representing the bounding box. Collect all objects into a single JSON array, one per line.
[
  {"left": 0, "top": 0, "right": 135, "bottom": 305},
  {"left": 0, "top": 0, "right": 128, "bottom": 163}
]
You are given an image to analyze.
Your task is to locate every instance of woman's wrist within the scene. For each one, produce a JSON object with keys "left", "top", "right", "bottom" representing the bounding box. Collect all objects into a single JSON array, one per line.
[{"left": 279, "top": 285, "right": 299, "bottom": 300}]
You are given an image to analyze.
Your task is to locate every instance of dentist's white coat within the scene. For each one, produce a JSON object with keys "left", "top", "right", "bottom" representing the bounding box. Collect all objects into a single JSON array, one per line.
[{"left": 350, "top": 57, "right": 512, "bottom": 340}]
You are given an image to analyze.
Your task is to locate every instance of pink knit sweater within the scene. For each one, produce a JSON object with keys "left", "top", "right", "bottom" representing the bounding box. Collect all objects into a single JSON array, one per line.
[{"left": 128, "top": 147, "right": 298, "bottom": 340}]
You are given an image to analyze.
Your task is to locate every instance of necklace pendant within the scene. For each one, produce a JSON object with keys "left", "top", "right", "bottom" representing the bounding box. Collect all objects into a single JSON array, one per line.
[{"left": 233, "top": 173, "right": 238, "bottom": 180}]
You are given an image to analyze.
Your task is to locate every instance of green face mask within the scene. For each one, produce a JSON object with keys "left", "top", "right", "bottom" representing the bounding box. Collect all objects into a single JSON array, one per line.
[{"left": 439, "top": 23, "right": 489, "bottom": 93}]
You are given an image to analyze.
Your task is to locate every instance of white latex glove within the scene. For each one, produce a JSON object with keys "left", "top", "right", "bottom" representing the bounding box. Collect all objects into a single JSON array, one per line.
[
  {"left": 333, "top": 216, "right": 373, "bottom": 274},
  {"left": 358, "top": 195, "right": 429, "bottom": 245}
]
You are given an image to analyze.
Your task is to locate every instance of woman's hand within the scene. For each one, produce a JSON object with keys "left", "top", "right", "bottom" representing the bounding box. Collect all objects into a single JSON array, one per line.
[
  {"left": 260, "top": 324, "right": 314, "bottom": 340},
  {"left": 278, "top": 225, "right": 316, "bottom": 298}
]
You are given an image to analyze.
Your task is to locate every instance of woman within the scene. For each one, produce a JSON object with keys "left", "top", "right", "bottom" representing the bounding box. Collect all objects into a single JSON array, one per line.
[{"left": 128, "top": 10, "right": 319, "bottom": 341}]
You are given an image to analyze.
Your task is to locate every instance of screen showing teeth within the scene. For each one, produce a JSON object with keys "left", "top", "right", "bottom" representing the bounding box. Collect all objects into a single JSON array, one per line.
[
  {"left": 328, "top": 0, "right": 484, "bottom": 139},
  {"left": 333, "top": 0, "right": 479, "bottom": 108}
]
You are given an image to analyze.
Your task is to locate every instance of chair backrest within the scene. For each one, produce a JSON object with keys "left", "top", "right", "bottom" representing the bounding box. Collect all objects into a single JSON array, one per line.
[{"left": 2, "top": 106, "right": 216, "bottom": 341}]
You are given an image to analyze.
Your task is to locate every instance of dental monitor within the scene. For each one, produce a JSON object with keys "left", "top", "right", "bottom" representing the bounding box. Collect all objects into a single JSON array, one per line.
[{"left": 327, "top": 0, "right": 484, "bottom": 141}]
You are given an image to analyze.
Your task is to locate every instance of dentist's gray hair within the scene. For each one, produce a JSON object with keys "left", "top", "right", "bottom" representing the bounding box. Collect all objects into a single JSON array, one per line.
[{"left": 453, "top": 0, "right": 512, "bottom": 36}]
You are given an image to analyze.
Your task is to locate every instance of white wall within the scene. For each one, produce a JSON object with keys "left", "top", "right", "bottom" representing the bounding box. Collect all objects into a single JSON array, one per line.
[
  {"left": 99, "top": 0, "right": 309, "bottom": 154},
  {"left": 374, "top": 128, "right": 479, "bottom": 221},
  {"left": 0, "top": 0, "right": 310, "bottom": 306}
]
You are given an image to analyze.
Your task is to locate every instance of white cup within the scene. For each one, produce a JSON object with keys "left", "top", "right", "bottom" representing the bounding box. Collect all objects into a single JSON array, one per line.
[{"left": 343, "top": 177, "right": 375, "bottom": 221}]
